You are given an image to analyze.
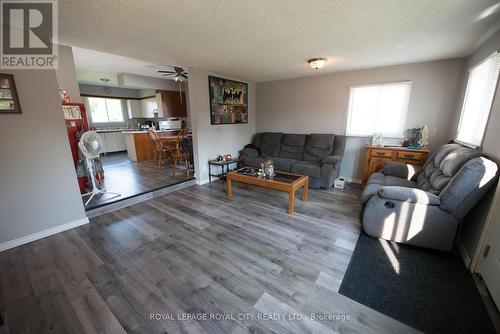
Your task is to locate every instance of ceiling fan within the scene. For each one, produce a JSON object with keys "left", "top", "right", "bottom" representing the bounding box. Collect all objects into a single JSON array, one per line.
[{"left": 158, "top": 66, "right": 188, "bottom": 82}]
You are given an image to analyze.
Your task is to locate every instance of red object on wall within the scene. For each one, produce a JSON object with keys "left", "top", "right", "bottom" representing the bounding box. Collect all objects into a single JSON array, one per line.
[{"left": 63, "top": 102, "right": 89, "bottom": 192}]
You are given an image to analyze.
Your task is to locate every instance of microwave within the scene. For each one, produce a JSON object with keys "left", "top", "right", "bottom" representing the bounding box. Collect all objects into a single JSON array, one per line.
[{"left": 159, "top": 118, "right": 182, "bottom": 130}]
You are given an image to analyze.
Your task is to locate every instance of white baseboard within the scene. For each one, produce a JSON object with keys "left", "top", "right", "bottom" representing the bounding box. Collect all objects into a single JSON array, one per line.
[
  {"left": 196, "top": 177, "right": 220, "bottom": 185},
  {"left": 0, "top": 217, "right": 90, "bottom": 253},
  {"left": 196, "top": 178, "right": 210, "bottom": 185},
  {"left": 343, "top": 176, "right": 362, "bottom": 184},
  {"left": 457, "top": 237, "right": 472, "bottom": 270}
]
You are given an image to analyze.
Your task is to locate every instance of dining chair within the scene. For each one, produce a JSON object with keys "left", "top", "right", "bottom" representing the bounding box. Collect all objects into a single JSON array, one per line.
[
  {"left": 148, "top": 128, "right": 172, "bottom": 167},
  {"left": 172, "top": 128, "right": 192, "bottom": 177}
]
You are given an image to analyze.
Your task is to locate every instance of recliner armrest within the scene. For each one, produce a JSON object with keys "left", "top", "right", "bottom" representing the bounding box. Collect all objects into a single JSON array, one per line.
[
  {"left": 239, "top": 147, "right": 259, "bottom": 158},
  {"left": 382, "top": 161, "right": 421, "bottom": 180},
  {"left": 378, "top": 186, "right": 440, "bottom": 205},
  {"left": 322, "top": 155, "right": 341, "bottom": 165}
]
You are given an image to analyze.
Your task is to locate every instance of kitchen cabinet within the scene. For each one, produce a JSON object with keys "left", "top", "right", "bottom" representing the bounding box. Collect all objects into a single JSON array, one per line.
[
  {"left": 99, "top": 131, "right": 127, "bottom": 154},
  {"left": 140, "top": 98, "right": 157, "bottom": 118},
  {"left": 126, "top": 99, "right": 142, "bottom": 119},
  {"left": 156, "top": 90, "right": 187, "bottom": 117}
]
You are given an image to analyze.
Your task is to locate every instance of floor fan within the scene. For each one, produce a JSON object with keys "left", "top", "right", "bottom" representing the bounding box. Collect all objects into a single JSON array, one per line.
[{"left": 79, "top": 131, "right": 120, "bottom": 206}]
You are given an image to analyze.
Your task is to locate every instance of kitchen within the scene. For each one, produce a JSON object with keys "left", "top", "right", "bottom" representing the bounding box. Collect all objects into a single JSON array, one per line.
[
  {"left": 58, "top": 47, "right": 196, "bottom": 209},
  {"left": 86, "top": 86, "right": 189, "bottom": 159}
]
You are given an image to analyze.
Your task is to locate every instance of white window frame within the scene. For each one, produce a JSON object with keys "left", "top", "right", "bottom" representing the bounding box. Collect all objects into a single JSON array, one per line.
[
  {"left": 345, "top": 81, "right": 412, "bottom": 138},
  {"left": 455, "top": 51, "right": 500, "bottom": 149},
  {"left": 86, "top": 96, "right": 125, "bottom": 124}
]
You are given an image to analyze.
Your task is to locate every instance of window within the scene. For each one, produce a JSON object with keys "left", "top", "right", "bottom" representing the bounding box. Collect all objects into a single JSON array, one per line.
[
  {"left": 456, "top": 52, "right": 500, "bottom": 148},
  {"left": 346, "top": 81, "right": 412, "bottom": 137},
  {"left": 87, "top": 97, "right": 124, "bottom": 123}
]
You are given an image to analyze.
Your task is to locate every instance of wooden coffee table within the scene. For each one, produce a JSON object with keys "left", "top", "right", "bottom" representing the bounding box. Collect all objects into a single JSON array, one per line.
[{"left": 226, "top": 171, "right": 308, "bottom": 214}]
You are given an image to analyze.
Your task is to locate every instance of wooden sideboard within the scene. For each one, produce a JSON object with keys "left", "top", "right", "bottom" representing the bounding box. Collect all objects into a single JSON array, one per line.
[{"left": 363, "top": 145, "right": 430, "bottom": 183}]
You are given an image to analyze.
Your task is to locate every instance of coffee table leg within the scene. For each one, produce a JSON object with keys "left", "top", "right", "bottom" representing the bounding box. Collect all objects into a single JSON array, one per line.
[
  {"left": 303, "top": 180, "right": 308, "bottom": 201},
  {"left": 227, "top": 178, "right": 233, "bottom": 199},
  {"left": 288, "top": 190, "right": 295, "bottom": 214}
]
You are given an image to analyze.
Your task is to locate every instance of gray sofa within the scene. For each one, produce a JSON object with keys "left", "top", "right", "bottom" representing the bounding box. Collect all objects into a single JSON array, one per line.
[
  {"left": 361, "top": 143, "right": 498, "bottom": 251},
  {"left": 239, "top": 132, "right": 346, "bottom": 188}
]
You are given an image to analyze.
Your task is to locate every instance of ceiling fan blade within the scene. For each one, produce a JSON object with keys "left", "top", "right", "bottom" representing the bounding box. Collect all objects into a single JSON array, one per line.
[
  {"left": 158, "top": 70, "right": 175, "bottom": 74},
  {"left": 180, "top": 74, "right": 188, "bottom": 79}
]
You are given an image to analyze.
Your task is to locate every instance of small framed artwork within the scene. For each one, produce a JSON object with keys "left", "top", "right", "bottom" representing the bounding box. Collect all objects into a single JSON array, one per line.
[
  {"left": 372, "top": 133, "right": 383, "bottom": 146},
  {"left": 208, "top": 76, "right": 248, "bottom": 125},
  {"left": 0, "top": 74, "right": 22, "bottom": 114}
]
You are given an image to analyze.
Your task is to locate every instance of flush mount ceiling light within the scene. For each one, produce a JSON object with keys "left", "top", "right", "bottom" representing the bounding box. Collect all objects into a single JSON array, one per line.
[{"left": 308, "top": 58, "right": 327, "bottom": 69}]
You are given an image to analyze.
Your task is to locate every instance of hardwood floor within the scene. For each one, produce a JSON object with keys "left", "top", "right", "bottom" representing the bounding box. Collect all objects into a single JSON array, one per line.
[
  {"left": 0, "top": 182, "right": 419, "bottom": 333},
  {"left": 86, "top": 152, "right": 193, "bottom": 209}
]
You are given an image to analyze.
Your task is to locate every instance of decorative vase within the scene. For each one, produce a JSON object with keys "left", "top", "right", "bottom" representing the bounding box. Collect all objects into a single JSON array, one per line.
[{"left": 263, "top": 160, "right": 274, "bottom": 177}]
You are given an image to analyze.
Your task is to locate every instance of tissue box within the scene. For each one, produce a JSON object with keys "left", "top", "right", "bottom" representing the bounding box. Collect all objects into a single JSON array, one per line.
[{"left": 334, "top": 177, "right": 345, "bottom": 189}]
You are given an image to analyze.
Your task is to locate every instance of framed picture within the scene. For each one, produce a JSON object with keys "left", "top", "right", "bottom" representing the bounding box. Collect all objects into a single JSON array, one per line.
[
  {"left": 0, "top": 74, "right": 22, "bottom": 114},
  {"left": 209, "top": 76, "right": 248, "bottom": 125}
]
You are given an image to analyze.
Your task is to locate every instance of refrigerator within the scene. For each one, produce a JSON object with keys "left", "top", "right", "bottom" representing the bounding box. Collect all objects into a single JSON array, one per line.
[{"left": 63, "top": 102, "right": 89, "bottom": 192}]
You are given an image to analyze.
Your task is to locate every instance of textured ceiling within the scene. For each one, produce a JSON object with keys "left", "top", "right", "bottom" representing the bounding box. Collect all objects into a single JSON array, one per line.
[
  {"left": 59, "top": 0, "right": 500, "bottom": 82},
  {"left": 72, "top": 47, "right": 183, "bottom": 85}
]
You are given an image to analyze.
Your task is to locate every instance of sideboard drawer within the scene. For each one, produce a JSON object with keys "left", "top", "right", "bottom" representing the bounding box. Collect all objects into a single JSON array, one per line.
[
  {"left": 396, "top": 151, "right": 423, "bottom": 161},
  {"left": 363, "top": 145, "right": 430, "bottom": 184},
  {"left": 371, "top": 149, "right": 393, "bottom": 158}
]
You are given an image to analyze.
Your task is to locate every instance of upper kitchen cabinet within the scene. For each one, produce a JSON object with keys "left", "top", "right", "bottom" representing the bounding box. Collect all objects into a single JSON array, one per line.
[
  {"left": 126, "top": 99, "right": 142, "bottom": 118},
  {"left": 156, "top": 90, "right": 187, "bottom": 118},
  {"left": 140, "top": 97, "right": 158, "bottom": 118}
]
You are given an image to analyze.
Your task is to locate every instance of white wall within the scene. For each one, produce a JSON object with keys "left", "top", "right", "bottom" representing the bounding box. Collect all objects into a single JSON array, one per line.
[
  {"left": 449, "top": 29, "right": 500, "bottom": 266},
  {"left": 0, "top": 69, "right": 88, "bottom": 249},
  {"left": 187, "top": 68, "right": 255, "bottom": 184},
  {"left": 55, "top": 45, "right": 82, "bottom": 103},
  {"left": 256, "top": 59, "right": 465, "bottom": 180}
]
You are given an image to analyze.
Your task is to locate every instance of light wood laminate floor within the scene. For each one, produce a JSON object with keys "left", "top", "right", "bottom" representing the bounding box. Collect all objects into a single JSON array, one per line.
[{"left": 0, "top": 182, "right": 420, "bottom": 333}]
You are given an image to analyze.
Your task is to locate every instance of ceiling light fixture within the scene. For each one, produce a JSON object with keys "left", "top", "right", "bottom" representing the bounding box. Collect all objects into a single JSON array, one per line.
[{"left": 308, "top": 58, "right": 327, "bottom": 70}]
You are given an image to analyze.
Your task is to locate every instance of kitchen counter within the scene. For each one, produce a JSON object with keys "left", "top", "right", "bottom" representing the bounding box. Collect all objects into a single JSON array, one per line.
[
  {"left": 121, "top": 130, "right": 170, "bottom": 134},
  {"left": 95, "top": 128, "right": 128, "bottom": 133},
  {"left": 122, "top": 131, "right": 180, "bottom": 161},
  {"left": 123, "top": 131, "right": 191, "bottom": 162}
]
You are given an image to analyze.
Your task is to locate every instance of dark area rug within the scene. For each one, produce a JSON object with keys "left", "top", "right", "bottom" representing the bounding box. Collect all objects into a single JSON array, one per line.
[{"left": 339, "top": 233, "right": 496, "bottom": 334}]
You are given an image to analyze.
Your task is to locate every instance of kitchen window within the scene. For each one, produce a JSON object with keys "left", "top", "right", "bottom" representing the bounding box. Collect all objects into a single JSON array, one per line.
[
  {"left": 346, "top": 81, "right": 412, "bottom": 137},
  {"left": 456, "top": 51, "right": 500, "bottom": 148},
  {"left": 87, "top": 97, "right": 124, "bottom": 123}
]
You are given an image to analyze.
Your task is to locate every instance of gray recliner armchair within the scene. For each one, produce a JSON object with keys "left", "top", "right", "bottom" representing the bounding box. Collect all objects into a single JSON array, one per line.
[{"left": 361, "top": 143, "right": 499, "bottom": 251}]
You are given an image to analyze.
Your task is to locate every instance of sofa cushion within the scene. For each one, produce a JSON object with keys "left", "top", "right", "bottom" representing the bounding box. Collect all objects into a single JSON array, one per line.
[
  {"left": 440, "top": 148, "right": 483, "bottom": 177},
  {"left": 415, "top": 144, "right": 484, "bottom": 194},
  {"left": 303, "top": 134, "right": 335, "bottom": 161},
  {"left": 279, "top": 134, "right": 307, "bottom": 160},
  {"left": 290, "top": 161, "right": 321, "bottom": 178},
  {"left": 252, "top": 133, "right": 262, "bottom": 148},
  {"left": 269, "top": 157, "right": 298, "bottom": 172},
  {"left": 439, "top": 157, "right": 498, "bottom": 218},
  {"left": 259, "top": 133, "right": 283, "bottom": 157},
  {"left": 367, "top": 172, "right": 418, "bottom": 188}
]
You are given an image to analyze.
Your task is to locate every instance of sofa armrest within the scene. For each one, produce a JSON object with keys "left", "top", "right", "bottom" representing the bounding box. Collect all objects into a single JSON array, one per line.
[
  {"left": 378, "top": 186, "right": 440, "bottom": 205},
  {"left": 322, "top": 155, "right": 341, "bottom": 165},
  {"left": 382, "top": 162, "right": 421, "bottom": 180},
  {"left": 239, "top": 147, "right": 259, "bottom": 158}
]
